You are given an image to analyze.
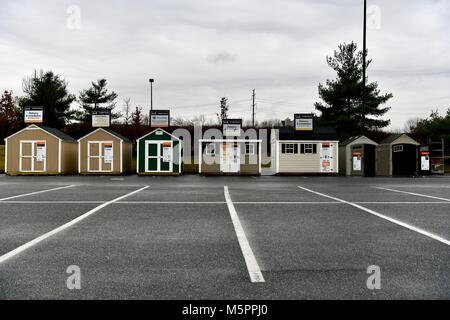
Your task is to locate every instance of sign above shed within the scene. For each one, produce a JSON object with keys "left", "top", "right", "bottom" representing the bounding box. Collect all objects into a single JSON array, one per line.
[
  {"left": 223, "top": 119, "right": 242, "bottom": 137},
  {"left": 150, "top": 110, "right": 170, "bottom": 128},
  {"left": 92, "top": 109, "right": 111, "bottom": 128},
  {"left": 24, "top": 106, "right": 44, "bottom": 124},
  {"left": 294, "top": 114, "right": 314, "bottom": 131}
]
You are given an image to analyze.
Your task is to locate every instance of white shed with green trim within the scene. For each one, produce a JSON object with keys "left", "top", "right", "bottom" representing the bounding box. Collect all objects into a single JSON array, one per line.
[{"left": 136, "top": 128, "right": 182, "bottom": 175}]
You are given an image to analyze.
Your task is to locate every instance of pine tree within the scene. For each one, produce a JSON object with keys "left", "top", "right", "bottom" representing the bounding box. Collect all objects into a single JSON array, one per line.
[
  {"left": 77, "top": 79, "right": 119, "bottom": 122},
  {"left": 315, "top": 42, "right": 393, "bottom": 137},
  {"left": 19, "top": 70, "right": 76, "bottom": 127},
  {"left": 217, "top": 97, "right": 229, "bottom": 124}
]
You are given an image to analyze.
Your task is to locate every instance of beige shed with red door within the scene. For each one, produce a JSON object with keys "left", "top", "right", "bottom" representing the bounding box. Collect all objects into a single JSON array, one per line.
[
  {"left": 78, "top": 128, "right": 132, "bottom": 175},
  {"left": 4, "top": 125, "right": 78, "bottom": 175}
]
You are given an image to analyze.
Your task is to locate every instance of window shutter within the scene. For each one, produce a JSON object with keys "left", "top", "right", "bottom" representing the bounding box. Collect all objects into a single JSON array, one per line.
[
  {"left": 300, "top": 144, "right": 305, "bottom": 154},
  {"left": 282, "top": 144, "right": 286, "bottom": 154},
  {"left": 313, "top": 144, "right": 317, "bottom": 154},
  {"left": 294, "top": 144, "right": 299, "bottom": 154}
]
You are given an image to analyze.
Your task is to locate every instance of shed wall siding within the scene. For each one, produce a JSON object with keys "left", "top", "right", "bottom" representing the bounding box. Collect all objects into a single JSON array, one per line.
[
  {"left": 278, "top": 142, "right": 338, "bottom": 173},
  {"left": 61, "top": 142, "right": 78, "bottom": 173},
  {"left": 7, "top": 129, "right": 59, "bottom": 174},
  {"left": 79, "top": 131, "right": 121, "bottom": 173}
]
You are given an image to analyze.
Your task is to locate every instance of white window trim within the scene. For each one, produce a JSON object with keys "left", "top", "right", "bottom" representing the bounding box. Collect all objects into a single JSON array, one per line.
[
  {"left": 284, "top": 143, "right": 296, "bottom": 154},
  {"left": 393, "top": 145, "right": 404, "bottom": 153},
  {"left": 302, "top": 143, "right": 315, "bottom": 154},
  {"left": 245, "top": 143, "right": 255, "bottom": 155},
  {"left": 206, "top": 143, "right": 216, "bottom": 156}
]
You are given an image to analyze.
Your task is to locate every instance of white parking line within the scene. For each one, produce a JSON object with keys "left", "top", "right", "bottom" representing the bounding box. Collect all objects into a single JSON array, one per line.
[
  {"left": 0, "top": 185, "right": 76, "bottom": 202},
  {"left": 224, "top": 186, "right": 265, "bottom": 283},
  {"left": 374, "top": 187, "right": 450, "bottom": 202},
  {"left": 298, "top": 186, "right": 450, "bottom": 247},
  {"left": 2, "top": 200, "right": 450, "bottom": 205},
  {"left": 0, "top": 186, "right": 149, "bottom": 264}
]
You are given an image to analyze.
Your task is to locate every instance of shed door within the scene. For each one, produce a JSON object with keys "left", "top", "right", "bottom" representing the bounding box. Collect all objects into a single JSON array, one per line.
[
  {"left": 20, "top": 141, "right": 46, "bottom": 172},
  {"left": 145, "top": 141, "right": 173, "bottom": 172},
  {"left": 220, "top": 143, "right": 240, "bottom": 173},
  {"left": 88, "top": 142, "right": 113, "bottom": 172}
]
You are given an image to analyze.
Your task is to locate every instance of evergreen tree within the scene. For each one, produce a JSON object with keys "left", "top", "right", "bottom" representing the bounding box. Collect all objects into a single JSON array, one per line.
[
  {"left": 77, "top": 79, "right": 119, "bottom": 122},
  {"left": 19, "top": 70, "right": 76, "bottom": 127},
  {"left": 217, "top": 97, "right": 229, "bottom": 124},
  {"left": 315, "top": 42, "right": 392, "bottom": 137},
  {"left": 0, "top": 90, "right": 20, "bottom": 139}
]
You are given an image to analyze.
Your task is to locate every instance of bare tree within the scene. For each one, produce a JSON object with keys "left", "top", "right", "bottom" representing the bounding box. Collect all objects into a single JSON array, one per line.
[
  {"left": 122, "top": 97, "right": 132, "bottom": 126},
  {"left": 403, "top": 117, "right": 420, "bottom": 133}
]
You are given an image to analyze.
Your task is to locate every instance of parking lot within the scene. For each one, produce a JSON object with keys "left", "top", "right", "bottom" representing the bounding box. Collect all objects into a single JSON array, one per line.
[{"left": 0, "top": 174, "right": 449, "bottom": 300}]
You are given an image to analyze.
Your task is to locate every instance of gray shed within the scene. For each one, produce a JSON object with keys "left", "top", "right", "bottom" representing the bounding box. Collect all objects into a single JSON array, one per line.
[
  {"left": 339, "top": 136, "right": 378, "bottom": 176},
  {"left": 376, "top": 134, "right": 420, "bottom": 176}
]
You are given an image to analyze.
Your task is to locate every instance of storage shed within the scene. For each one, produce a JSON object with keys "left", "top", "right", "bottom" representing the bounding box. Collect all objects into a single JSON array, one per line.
[
  {"left": 78, "top": 128, "right": 132, "bottom": 175},
  {"left": 376, "top": 133, "right": 420, "bottom": 176},
  {"left": 339, "top": 136, "right": 378, "bottom": 176},
  {"left": 199, "top": 139, "right": 262, "bottom": 175},
  {"left": 271, "top": 127, "right": 339, "bottom": 175},
  {"left": 137, "top": 128, "right": 182, "bottom": 175},
  {"left": 4, "top": 125, "right": 77, "bottom": 175}
]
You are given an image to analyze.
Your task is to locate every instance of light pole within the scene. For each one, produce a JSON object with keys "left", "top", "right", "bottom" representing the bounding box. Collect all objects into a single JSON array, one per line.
[
  {"left": 362, "top": 0, "right": 367, "bottom": 134},
  {"left": 149, "top": 78, "right": 154, "bottom": 111}
]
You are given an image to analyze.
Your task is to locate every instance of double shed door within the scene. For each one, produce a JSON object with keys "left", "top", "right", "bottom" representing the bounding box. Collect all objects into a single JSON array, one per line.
[
  {"left": 145, "top": 141, "right": 173, "bottom": 173},
  {"left": 88, "top": 141, "right": 114, "bottom": 172},
  {"left": 20, "top": 140, "right": 47, "bottom": 172},
  {"left": 220, "top": 142, "right": 241, "bottom": 173}
]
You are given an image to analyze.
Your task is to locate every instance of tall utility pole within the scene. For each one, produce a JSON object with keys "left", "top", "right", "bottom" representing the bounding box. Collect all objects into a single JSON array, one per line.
[
  {"left": 362, "top": 0, "right": 367, "bottom": 134},
  {"left": 149, "top": 78, "right": 154, "bottom": 111},
  {"left": 252, "top": 89, "right": 256, "bottom": 127}
]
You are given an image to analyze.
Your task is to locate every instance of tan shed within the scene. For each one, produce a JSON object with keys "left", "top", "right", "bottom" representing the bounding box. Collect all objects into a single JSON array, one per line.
[
  {"left": 4, "top": 125, "right": 78, "bottom": 175},
  {"left": 78, "top": 128, "right": 132, "bottom": 175}
]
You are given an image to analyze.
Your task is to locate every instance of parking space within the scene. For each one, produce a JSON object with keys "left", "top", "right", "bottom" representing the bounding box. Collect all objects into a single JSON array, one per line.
[{"left": 0, "top": 175, "right": 449, "bottom": 299}]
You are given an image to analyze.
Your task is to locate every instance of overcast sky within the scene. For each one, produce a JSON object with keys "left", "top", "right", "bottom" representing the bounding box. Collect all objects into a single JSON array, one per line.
[{"left": 1, "top": 0, "right": 449, "bottom": 129}]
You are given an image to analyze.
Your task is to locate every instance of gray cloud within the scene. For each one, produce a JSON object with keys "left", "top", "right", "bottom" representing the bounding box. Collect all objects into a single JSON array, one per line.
[{"left": 0, "top": 0, "right": 449, "bottom": 129}]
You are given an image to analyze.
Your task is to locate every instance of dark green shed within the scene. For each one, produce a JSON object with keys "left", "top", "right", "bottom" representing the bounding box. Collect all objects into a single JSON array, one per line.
[{"left": 136, "top": 128, "right": 182, "bottom": 175}]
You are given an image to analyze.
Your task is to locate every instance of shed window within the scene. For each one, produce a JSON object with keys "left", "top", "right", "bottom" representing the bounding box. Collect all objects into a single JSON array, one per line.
[
  {"left": 393, "top": 145, "right": 404, "bottom": 153},
  {"left": 206, "top": 143, "right": 215, "bottom": 155},
  {"left": 300, "top": 143, "right": 317, "bottom": 154},
  {"left": 282, "top": 143, "right": 298, "bottom": 154},
  {"left": 245, "top": 143, "right": 255, "bottom": 155}
]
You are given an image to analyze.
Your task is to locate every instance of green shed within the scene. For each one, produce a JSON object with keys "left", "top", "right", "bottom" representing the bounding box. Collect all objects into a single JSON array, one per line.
[{"left": 136, "top": 128, "right": 182, "bottom": 175}]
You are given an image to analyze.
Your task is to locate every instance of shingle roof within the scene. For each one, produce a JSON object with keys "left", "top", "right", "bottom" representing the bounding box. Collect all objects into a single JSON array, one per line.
[
  {"left": 379, "top": 133, "right": 405, "bottom": 145},
  {"left": 42, "top": 126, "right": 77, "bottom": 142},
  {"left": 278, "top": 127, "right": 339, "bottom": 141},
  {"left": 103, "top": 128, "right": 131, "bottom": 142}
]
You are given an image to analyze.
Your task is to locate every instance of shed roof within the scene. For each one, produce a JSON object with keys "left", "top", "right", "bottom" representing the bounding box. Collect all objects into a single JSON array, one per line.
[
  {"left": 340, "top": 135, "right": 377, "bottom": 146},
  {"left": 277, "top": 127, "right": 339, "bottom": 141},
  {"left": 5, "top": 125, "right": 76, "bottom": 142},
  {"left": 379, "top": 133, "right": 418, "bottom": 145},
  {"left": 78, "top": 128, "right": 131, "bottom": 143},
  {"left": 137, "top": 128, "right": 182, "bottom": 142}
]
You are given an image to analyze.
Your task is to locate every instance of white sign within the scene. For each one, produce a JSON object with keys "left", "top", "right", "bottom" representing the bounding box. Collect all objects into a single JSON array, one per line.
[
  {"left": 151, "top": 111, "right": 170, "bottom": 128},
  {"left": 295, "top": 118, "right": 313, "bottom": 131},
  {"left": 353, "top": 156, "right": 362, "bottom": 171},
  {"left": 223, "top": 124, "right": 241, "bottom": 137},
  {"left": 320, "top": 143, "right": 334, "bottom": 173},
  {"left": 25, "top": 109, "right": 43, "bottom": 124},
  {"left": 36, "top": 143, "right": 46, "bottom": 162},
  {"left": 162, "top": 146, "right": 172, "bottom": 162},
  {"left": 92, "top": 114, "right": 111, "bottom": 128},
  {"left": 104, "top": 146, "right": 113, "bottom": 163},
  {"left": 421, "top": 156, "right": 430, "bottom": 171}
]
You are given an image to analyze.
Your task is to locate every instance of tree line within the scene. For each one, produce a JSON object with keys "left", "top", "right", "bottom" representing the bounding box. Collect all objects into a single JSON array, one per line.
[{"left": 1, "top": 42, "right": 447, "bottom": 143}]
